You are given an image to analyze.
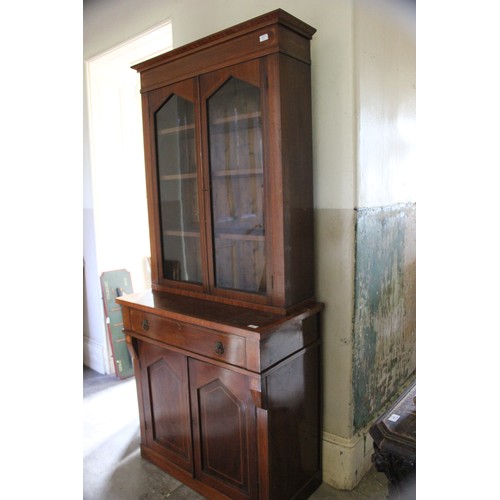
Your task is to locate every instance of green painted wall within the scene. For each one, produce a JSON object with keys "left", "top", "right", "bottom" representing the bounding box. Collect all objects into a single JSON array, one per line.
[{"left": 352, "top": 203, "right": 416, "bottom": 431}]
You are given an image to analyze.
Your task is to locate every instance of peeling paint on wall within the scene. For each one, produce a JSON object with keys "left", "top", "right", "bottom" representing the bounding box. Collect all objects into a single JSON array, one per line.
[{"left": 352, "top": 203, "right": 416, "bottom": 431}]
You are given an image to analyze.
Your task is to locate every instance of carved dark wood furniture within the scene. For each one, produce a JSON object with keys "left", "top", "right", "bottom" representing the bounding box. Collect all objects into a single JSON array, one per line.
[
  {"left": 369, "top": 382, "right": 416, "bottom": 500},
  {"left": 117, "top": 10, "right": 322, "bottom": 500}
]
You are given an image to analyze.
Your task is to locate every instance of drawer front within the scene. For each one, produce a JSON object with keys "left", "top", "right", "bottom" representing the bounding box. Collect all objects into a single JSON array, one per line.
[{"left": 129, "top": 309, "right": 246, "bottom": 368}]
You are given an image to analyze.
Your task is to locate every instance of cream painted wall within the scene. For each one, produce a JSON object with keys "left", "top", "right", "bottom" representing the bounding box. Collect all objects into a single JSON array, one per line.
[
  {"left": 355, "top": 0, "right": 416, "bottom": 207},
  {"left": 315, "top": 208, "right": 356, "bottom": 437}
]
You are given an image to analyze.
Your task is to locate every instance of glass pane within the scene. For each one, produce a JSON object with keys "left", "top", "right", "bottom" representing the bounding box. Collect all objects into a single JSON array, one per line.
[
  {"left": 155, "top": 95, "right": 202, "bottom": 283},
  {"left": 208, "top": 77, "right": 266, "bottom": 294}
]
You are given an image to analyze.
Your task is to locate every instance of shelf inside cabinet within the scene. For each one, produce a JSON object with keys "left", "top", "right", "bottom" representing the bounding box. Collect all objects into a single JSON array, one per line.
[
  {"left": 160, "top": 173, "right": 198, "bottom": 181},
  {"left": 164, "top": 230, "right": 200, "bottom": 238},
  {"left": 211, "top": 111, "right": 261, "bottom": 126},
  {"left": 212, "top": 168, "right": 263, "bottom": 177},
  {"left": 158, "top": 123, "right": 195, "bottom": 135},
  {"left": 215, "top": 232, "right": 265, "bottom": 242}
]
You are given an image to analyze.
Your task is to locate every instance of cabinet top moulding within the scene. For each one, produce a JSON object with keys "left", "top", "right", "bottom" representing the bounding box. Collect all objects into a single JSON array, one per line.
[{"left": 132, "top": 9, "right": 317, "bottom": 93}]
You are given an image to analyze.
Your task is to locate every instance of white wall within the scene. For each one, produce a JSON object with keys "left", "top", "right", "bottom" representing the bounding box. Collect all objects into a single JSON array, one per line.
[
  {"left": 83, "top": 62, "right": 109, "bottom": 372},
  {"left": 355, "top": 0, "right": 416, "bottom": 208}
]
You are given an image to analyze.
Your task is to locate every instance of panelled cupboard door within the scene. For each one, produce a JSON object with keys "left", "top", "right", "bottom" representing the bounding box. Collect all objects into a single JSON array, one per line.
[
  {"left": 145, "top": 78, "right": 207, "bottom": 293},
  {"left": 139, "top": 342, "right": 193, "bottom": 472},
  {"left": 188, "top": 358, "right": 258, "bottom": 500}
]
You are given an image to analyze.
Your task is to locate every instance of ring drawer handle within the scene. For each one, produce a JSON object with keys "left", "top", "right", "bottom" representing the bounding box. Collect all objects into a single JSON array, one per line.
[
  {"left": 214, "top": 341, "right": 225, "bottom": 356},
  {"left": 142, "top": 319, "right": 149, "bottom": 331}
]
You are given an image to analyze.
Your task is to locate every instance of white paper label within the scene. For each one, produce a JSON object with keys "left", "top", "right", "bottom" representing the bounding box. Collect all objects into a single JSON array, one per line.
[
  {"left": 388, "top": 413, "right": 400, "bottom": 422},
  {"left": 259, "top": 33, "right": 269, "bottom": 42}
]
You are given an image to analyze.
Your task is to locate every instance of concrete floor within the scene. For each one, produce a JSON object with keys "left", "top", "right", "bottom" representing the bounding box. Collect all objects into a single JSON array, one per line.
[{"left": 83, "top": 366, "right": 390, "bottom": 499}]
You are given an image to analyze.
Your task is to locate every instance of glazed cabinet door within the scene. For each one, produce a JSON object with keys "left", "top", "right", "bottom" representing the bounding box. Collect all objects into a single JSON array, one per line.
[
  {"left": 145, "top": 78, "right": 207, "bottom": 292},
  {"left": 189, "top": 358, "right": 258, "bottom": 500},
  {"left": 200, "top": 60, "right": 269, "bottom": 305},
  {"left": 139, "top": 341, "right": 193, "bottom": 472}
]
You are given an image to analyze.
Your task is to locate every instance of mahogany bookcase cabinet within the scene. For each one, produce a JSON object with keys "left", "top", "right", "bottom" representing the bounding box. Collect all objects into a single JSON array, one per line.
[{"left": 117, "top": 9, "right": 324, "bottom": 500}]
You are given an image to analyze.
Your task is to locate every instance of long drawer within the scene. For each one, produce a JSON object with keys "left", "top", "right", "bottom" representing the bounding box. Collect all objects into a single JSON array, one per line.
[{"left": 129, "top": 309, "right": 246, "bottom": 368}]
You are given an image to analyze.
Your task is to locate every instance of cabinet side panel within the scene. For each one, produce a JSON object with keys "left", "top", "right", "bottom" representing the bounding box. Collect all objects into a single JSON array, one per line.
[
  {"left": 264, "top": 54, "right": 286, "bottom": 307},
  {"left": 265, "top": 343, "right": 321, "bottom": 499},
  {"left": 279, "top": 54, "right": 315, "bottom": 307}
]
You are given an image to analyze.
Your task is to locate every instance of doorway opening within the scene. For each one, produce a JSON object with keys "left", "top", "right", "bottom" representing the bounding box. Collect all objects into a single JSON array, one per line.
[{"left": 84, "top": 23, "right": 172, "bottom": 374}]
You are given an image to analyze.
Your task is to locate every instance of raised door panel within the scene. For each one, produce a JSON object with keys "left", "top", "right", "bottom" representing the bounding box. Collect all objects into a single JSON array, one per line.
[
  {"left": 140, "top": 342, "right": 193, "bottom": 472},
  {"left": 189, "top": 358, "right": 258, "bottom": 500}
]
